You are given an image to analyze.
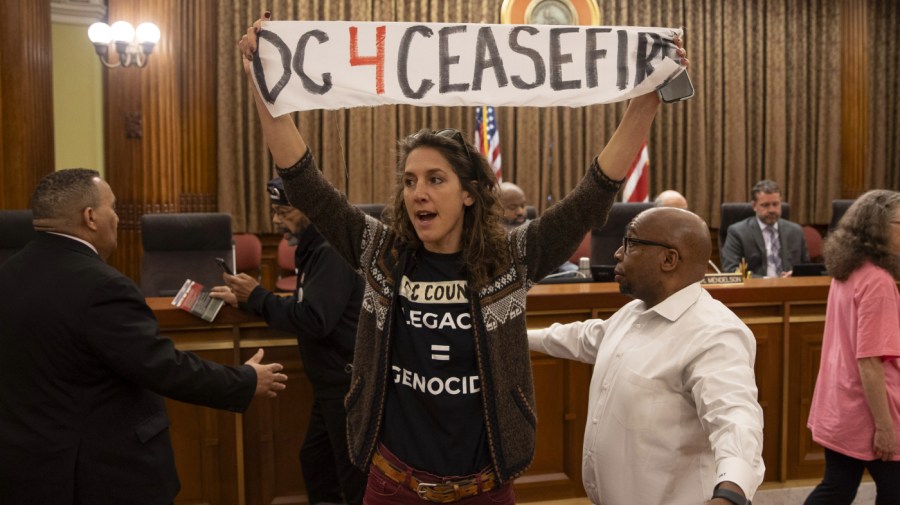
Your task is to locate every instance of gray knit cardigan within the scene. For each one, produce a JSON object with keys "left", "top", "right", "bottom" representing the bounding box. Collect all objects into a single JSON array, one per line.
[{"left": 278, "top": 149, "right": 622, "bottom": 483}]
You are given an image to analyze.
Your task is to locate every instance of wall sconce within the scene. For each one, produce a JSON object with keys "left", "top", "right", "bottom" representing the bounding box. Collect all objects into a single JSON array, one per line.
[{"left": 88, "top": 21, "right": 160, "bottom": 68}]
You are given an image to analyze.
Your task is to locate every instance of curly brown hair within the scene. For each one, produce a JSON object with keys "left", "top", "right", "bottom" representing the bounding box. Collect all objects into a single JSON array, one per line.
[
  {"left": 823, "top": 189, "right": 900, "bottom": 281},
  {"left": 384, "top": 128, "right": 509, "bottom": 291}
]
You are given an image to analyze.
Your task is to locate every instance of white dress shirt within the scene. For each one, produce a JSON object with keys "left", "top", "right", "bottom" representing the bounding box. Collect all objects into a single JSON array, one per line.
[
  {"left": 528, "top": 283, "right": 764, "bottom": 505},
  {"left": 47, "top": 232, "right": 98, "bottom": 255}
]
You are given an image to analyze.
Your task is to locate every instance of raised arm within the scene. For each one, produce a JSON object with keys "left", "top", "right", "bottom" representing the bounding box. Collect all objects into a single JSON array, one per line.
[
  {"left": 237, "top": 13, "right": 377, "bottom": 270},
  {"left": 595, "top": 93, "right": 661, "bottom": 180},
  {"left": 519, "top": 41, "right": 688, "bottom": 281},
  {"left": 595, "top": 39, "right": 687, "bottom": 179},
  {"left": 238, "top": 13, "right": 307, "bottom": 169}
]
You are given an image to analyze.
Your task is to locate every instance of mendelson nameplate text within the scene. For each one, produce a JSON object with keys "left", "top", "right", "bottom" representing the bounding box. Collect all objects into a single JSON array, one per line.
[{"left": 702, "top": 273, "right": 744, "bottom": 285}]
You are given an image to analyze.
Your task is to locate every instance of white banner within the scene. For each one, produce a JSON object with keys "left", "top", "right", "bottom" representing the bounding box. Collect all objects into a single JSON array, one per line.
[{"left": 252, "top": 21, "right": 684, "bottom": 116}]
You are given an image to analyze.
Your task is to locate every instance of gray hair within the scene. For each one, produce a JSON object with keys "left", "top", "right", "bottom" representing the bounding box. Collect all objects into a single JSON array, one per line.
[{"left": 751, "top": 180, "right": 781, "bottom": 201}]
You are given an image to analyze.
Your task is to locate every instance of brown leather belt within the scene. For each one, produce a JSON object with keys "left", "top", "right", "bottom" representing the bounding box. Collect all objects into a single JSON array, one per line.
[{"left": 371, "top": 450, "right": 497, "bottom": 503}]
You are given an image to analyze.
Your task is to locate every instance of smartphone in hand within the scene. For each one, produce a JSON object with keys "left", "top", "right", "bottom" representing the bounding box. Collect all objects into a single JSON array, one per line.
[
  {"left": 215, "top": 257, "right": 234, "bottom": 275},
  {"left": 657, "top": 70, "right": 694, "bottom": 103}
]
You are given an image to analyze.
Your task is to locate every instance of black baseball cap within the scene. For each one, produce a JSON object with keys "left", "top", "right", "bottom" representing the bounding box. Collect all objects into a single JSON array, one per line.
[{"left": 266, "top": 177, "right": 290, "bottom": 206}]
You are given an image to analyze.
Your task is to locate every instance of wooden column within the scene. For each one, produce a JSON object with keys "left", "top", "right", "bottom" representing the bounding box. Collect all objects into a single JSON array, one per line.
[
  {"left": 840, "top": 0, "right": 868, "bottom": 198},
  {"left": 104, "top": 0, "right": 219, "bottom": 281},
  {"left": 0, "top": 0, "right": 54, "bottom": 209}
]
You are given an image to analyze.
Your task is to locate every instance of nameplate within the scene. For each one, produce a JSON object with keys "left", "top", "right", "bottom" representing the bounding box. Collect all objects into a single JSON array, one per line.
[{"left": 702, "top": 273, "right": 744, "bottom": 285}]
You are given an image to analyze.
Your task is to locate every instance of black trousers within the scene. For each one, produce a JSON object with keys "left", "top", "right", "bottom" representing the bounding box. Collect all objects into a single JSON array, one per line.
[
  {"left": 804, "top": 447, "right": 900, "bottom": 505},
  {"left": 300, "top": 397, "right": 367, "bottom": 505}
]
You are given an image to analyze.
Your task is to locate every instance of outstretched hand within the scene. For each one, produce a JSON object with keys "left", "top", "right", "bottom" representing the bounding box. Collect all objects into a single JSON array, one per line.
[{"left": 245, "top": 348, "right": 287, "bottom": 398}]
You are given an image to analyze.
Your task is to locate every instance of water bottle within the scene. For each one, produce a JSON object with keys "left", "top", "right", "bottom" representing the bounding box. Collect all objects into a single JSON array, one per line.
[{"left": 579, "top": 257, "right": 591, "bottom": 279}]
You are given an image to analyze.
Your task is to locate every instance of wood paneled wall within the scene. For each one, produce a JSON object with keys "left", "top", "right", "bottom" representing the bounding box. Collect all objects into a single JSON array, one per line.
[
  {"left": 841, "top": 0, "right": 868, "bottom": 198},
  {"left": 103, "top": 0, "right": 219, "bottom": 281},
  {"left": 0, "top": 0, "right": 54, "bottom": 209}
]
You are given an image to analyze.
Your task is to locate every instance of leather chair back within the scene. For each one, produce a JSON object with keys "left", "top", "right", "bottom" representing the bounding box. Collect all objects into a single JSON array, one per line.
[
  {"left": 0, "top": 210, "right": 36, "bottom": 265},
  {"left": 140, "top": 213, "right": 233, "bottom": 297},
  {"left": 590, "top": 202, "right": 655, "bottom": 266},
  {"left": 356, "top": 203, "right": 387, "bottom": 221},
  {"left": 829, "top": 199, "right": 854, "bottom": 231}
]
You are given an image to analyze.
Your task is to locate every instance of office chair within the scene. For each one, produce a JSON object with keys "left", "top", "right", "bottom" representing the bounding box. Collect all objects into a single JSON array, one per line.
[
  {"left": 569, "top": 232, "right": 591, "bottom": 266},
  {"left": 356, "top": 203, "right": 387, "bottom": 221},
  {"left": 718, "top": 202, "right": 791, "bottom": 251},
  {"left": 140, "top": 213, "right": 233, "bottom": 297},
  {"left": 0, "top": 209, "right": 37, "bottom": 265},
  {"left": 232, "top": 233, "right": 263, "bottom": 276},
  {"left": 802, "top": 226, "right": 824, "bottom": 263},
  {"left": 590, "top": 202, "right": 655, "bottom": 266},
  {"left": 829, "top": 199, "right": 854, "bottom": 231},
  {"left": 275, "top": 237, "right": 298, "bottom": 293}
]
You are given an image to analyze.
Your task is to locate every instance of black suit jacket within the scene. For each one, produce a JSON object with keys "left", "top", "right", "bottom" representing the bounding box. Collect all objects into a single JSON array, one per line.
[
  {"left": 720, "top": 217, "right": 810, "bottom": 277},
  {"left": 0, "top": 233, "right": 257, "bottom": 505}
]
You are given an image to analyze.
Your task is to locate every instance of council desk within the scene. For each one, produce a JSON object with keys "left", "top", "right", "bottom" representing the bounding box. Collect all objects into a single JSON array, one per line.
[{"left": 150, "top": 276, "right": 833, "bottom": 505}]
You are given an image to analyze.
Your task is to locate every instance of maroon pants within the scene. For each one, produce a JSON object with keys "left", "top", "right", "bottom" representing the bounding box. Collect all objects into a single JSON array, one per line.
[{"left": 362, "top": 445, "right": 515, "bottom": 505}]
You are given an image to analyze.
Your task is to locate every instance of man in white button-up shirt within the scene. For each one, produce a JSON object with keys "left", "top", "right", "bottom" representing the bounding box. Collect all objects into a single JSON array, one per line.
[{"left": 529, "top": 208, "right": 764, "bottom": 505}]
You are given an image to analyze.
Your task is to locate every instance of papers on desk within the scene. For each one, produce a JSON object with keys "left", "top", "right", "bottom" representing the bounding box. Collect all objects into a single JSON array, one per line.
[{"left": 172, "top": 279, "right": 224, "bottom": 322}]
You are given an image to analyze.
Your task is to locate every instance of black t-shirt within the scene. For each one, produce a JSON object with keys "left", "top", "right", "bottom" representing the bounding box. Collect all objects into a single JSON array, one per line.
[{"left": 382, "top": 249, "right": 489, "bottom": 476}]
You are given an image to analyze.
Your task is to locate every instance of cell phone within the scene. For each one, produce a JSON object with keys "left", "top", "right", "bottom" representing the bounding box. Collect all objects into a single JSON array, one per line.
[
  {"left": 657, "top": 69, "right": 694, "bottom": 103},
  {"left": 215, "top": 257, "right": 234, "bottom": 275}
]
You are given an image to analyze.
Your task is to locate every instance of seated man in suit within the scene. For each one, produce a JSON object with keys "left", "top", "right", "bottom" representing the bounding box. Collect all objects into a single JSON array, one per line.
[{"left": 720, "top": 179, "right": 809, "bottom": 277}]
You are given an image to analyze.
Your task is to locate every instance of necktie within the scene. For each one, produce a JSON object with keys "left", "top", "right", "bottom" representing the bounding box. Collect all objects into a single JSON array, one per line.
[{"left": 765, "top": 226, "right": 782, "bottom": 275}]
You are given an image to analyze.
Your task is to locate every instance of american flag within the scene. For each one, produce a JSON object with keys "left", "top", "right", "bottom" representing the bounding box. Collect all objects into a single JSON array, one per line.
[
  {"left": 474, "top": 106, "right": 502, "bottom": 182},
  {"left": 621, "top": 141, "right": 649, "bottom": 202}
]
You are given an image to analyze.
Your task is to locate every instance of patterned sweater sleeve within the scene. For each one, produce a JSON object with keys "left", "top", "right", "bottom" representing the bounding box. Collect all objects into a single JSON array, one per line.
[
  {"left": 276, "top": 148, "right": 387, "bottom": 271},
  {"left": 519, "top": 157, "right": 623, "bottom": 282}
]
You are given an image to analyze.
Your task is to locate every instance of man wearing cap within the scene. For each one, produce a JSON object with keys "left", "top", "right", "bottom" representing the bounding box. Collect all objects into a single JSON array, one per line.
[{"left": 211, "top": 178, "right": 366, "bottom": 505}]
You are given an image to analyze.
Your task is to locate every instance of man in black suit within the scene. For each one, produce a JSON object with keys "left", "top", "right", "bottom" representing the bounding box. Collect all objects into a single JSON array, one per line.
[
  {"left": 0, "top": 169, "right": 288, "bottom": 505},
  {"left": 720, "top": 179, "right": 809, "bottom": 277}
]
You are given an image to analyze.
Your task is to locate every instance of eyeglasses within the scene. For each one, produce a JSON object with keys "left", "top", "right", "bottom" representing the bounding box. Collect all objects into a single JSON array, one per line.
[
  {"left": 621, "top": 236, "right": 677, "bottom": 254},
  {"left": 433, "top": 128, "right": 479, "bottom": 181},
  {"left": 271, "top": 206, "right": 297, "bottom": 220}
]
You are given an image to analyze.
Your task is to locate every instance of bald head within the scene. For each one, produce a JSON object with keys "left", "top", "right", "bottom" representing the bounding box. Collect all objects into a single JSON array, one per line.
[
  {"left": 617, "top": 207, "right": 711, "bottom": 307},
  {"left": 499, "top": 181, "right": 528, "bottom": 227},
  {"left": 499, "top": 182, "right": 525, "bottom": 200},
  {"left": 654, "top": 190, "right": 688, "bottom": 209},
  {"left": 640, "top": 207, "right": 710, "bottom": 263}
]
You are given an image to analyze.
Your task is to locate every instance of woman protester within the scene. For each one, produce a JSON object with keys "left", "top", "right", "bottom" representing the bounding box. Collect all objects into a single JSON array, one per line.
[
  {"left": 240, "top": 13, "right": 687, "bottom": 504},
  {"left": 805, "top": 190, "right": 900, "bottom": 505}
]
